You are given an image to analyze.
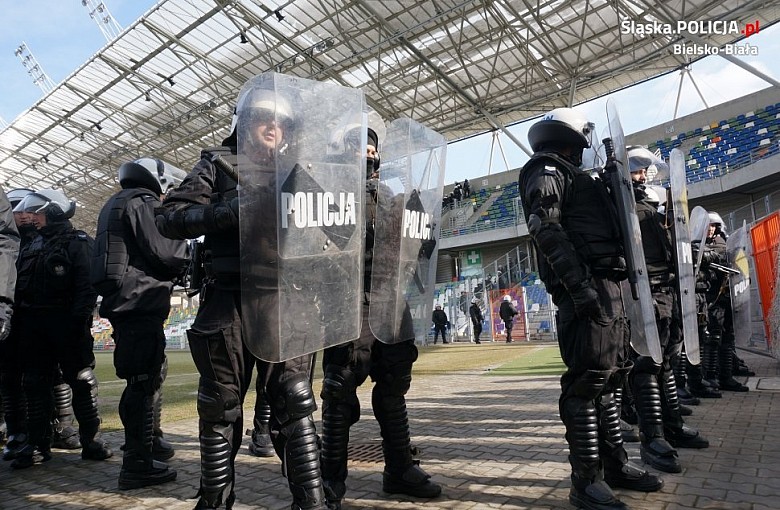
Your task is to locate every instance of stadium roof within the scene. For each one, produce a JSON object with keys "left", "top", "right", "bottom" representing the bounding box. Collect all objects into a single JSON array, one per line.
[{"left": 1, "top": 0, "right": 778, "bottom": 232}]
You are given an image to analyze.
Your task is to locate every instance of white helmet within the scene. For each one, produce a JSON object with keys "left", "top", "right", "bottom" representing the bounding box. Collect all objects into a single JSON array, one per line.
[
  {"left": 6, "top": 188, "right": 35, "bottom": 208},
  {"left": 644, "top": 185, "right": 667, "bottom": 208},
  {"left": 503, "top": 295, "right": 512, "bottom": 302},
  {"left": 14, "top": 188, "right": 76, "bottom": 222},
  {"left": 471, "top": 297, "right": 479, "bottom": 304},
  {"left": 528, "top": 108, "right": 595, "bottom": 152},
  {"left": 627, "top": 146, "right": 669, "bottom": 181},
  {"left": 118, "top": 157, "right": 187, "bottom": 195},
  {"left": 236, "top": 84, "right": 294, "bottom": 132},
  {"left": 708, "top": 211, "right": 724, "bottom": 226}
]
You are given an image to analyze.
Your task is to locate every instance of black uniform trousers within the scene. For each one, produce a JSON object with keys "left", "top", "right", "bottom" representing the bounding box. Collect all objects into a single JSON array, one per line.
[
  {"left": 320, "top": 303, "right": 419, "bottom": 499},
  {"left": 554, "top": 275, "right": 632, "bottom": 486},
  {"left": 15, "top": 307, "right": 99, "bottom": 451},
  {"left": 187, "top": 284, "right": 318, "bottom": 507}
]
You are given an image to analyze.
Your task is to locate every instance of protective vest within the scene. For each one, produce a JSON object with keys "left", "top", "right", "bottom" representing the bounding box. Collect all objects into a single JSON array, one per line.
[
  {"left": 523, "top": 152, "right": 624, "bottom": 272},
  {"left": 91, "top": 187, "right": 156, "bottom": 296},
  {"left": 202, "top": 146, "right": 240, "bottom": 279},
  {"left": 17, "top": 225, "right": 90, "bottom": 309},
  {"left": 634, "top": 190, "right": 673, "bottom": 280}
]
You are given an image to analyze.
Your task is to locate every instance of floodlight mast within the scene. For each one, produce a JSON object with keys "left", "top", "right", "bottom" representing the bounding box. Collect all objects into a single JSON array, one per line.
[
  {"left": 82, "top": 0, "right": 123, "bottom": 42},
  {"left": 14, "top": 42, "right": 55, "bottom": 94}
]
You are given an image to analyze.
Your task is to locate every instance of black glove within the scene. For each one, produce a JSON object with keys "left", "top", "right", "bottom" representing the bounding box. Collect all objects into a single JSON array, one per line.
[
  {"left": 0, "top": 302, "right": 12, "bottom": 342},
  {"left": 570, "top": 282, "right": 601, "bottom": 319}
]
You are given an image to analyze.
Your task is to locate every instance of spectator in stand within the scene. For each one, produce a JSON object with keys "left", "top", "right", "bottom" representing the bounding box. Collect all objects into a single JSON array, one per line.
[
  {"left": 452, "top": 183, "right": 462, "bottom": 205},
  {"left": 463, "top": 179, "right": 471, "bottom": 199}
]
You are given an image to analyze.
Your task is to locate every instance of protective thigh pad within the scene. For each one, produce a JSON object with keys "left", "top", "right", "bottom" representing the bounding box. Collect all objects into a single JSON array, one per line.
[
  {"left": 571, "top": 369, "right": 613, "bottom": 399},
  {"left": 273, "top": 373, "right": 317, "bottom": 426},
  {"left": 197, "top": 377, "right": 241, "bottom": 424}
]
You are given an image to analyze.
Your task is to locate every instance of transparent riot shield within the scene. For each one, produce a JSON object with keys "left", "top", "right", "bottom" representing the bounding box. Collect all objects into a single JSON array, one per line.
[
  {"left": 669, "top": 149, "right": 700, "bottom": 365},
  {"left": 727, "top": 222, "right": 752, "bottom": 349},
  {"left": 605, "top": 99, "right": 661, "bottom": 363},
  {"left": 690, "top": 206, "right": 710, "bottom": 273},
  {"left": 237, "top": 72, "right": 365, "bottom": 361},
  {"left": 369, "top": 118, "right": 446, "bottom": 344}
]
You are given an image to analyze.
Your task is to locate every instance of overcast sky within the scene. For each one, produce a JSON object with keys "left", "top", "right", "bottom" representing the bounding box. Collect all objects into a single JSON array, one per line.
[{"left": 1, "top": 1, "right": 778, "bottom": 185}]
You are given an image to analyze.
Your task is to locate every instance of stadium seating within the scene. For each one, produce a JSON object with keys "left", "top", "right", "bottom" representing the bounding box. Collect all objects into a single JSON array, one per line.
[{"left": 648, "top": 101, "right": 780, "bottom": 184}]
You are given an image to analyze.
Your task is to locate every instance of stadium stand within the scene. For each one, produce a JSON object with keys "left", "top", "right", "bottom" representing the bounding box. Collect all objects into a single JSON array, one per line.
[
  {"left": 648, "top": 101, "right": 780, "bottom": 184},
  {"left": 435, "top": 88, "right": 780, "bottom": 350}
]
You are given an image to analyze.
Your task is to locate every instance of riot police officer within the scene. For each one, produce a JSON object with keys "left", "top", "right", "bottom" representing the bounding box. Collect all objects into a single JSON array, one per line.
[
  {"left": 2, "top": 188, "right": 82, "bottom": 458},
  {"left": 626, "top": 148, "right": 708, "bottom": 475},
  {"left": 499, "top": 294, "right": 518, "bottom": 342},
  {"left": 92, "top": 157, "right": 189, "bottom": 489},
  {"left": 156, "top": 77, "right": 326, "bottom": 510},
  {"left": 469, "top": 297, "right": 484, "bottom": 344},
  {"left": 703, "top": 213, "right": 748, "bottom": 393},
  {"left": 319, "top": 126, "right": 441, "bottom": 510},
  {"left": 0, "top": 186, "right": 20, "bottom": 448},
  {"left": 0, "top": 188, "right": 28, "bottom": 457},
  {"left": 11, "top": 188, "right": 112, "bottom": 469},
  {"left": 518, "top": 109, "right": 662, "bottom": 510}
]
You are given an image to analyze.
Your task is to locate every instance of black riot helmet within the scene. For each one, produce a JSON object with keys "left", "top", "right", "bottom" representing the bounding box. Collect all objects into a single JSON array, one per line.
[
  {"left": 118, "top": 157, "right": 187, "bottom": 195},
  {"left": 13, "top": 188, "right": 76, "bottom": 223},
  {"left": 528, "top": 107, "right": 595, "bottom": 154},
  {"left": 6, "top": 188, "right": 35, "bottom": 209}
]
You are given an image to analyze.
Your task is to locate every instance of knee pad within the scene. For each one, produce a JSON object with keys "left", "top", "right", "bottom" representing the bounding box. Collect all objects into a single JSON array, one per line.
[
  {"left": 197, "top": 378, "right": 241, "bottom": 424},
  {"left": 571, "top": 369, "right": 612, "bottom": 400},
  {"left": 320, "top": 365, "right": 358, "bottom": 405},
  {"left": 70, "top": 368, "right": 98, "bottom": 399},
  {"left": 633, "top": 355, "right": 661, "bottom": 375},
  {"left": 373, "top": 359, "right": 414, "bottom": 398},
  {"left": 272, "top": 373, "right": 316, "bottom": 426}
]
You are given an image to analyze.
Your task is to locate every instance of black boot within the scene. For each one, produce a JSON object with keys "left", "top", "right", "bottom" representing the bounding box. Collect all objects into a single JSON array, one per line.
[
  {"left": 688, "top": 338, "right": 721, "bottom": 398},
  {"left": 72, "top": 368, "right": 112, "bottom": 461},
  {"left": 11, "top": 372, "right": 54, "bottom": 469},
  {"left": 613, "top": 385, "right": 638, "bottom": 442},
  {"left": 51, "top": 381, "right": 81, "bottom": 449},
  {"left": 118, "top": 384, "right": 177, "bottom": 490},
  {"left": 563, "top": 395, "right": 628, "bottom": 510},
  {"left": 152, "top": 359, "right": 175, "bottom": 461},
  {"left": 598, "top": 386, "right": 664, "bottom": 492},
  {"left": 247, "top": 390, "right": 274, "bottom": 457},
  {"left": 631, "top": 360, "right": 681, "bottom": 474},
  {"left": 732, "top": 350, "right": 755, "bottom": 376},
  {"left": 273, "top": 376, "right": 326, "bottom": 510},
  {"left": 702, "top": 338, "right": 721, "bottom": 389},
  {"left": 375, "top": 386, "right": 441, "bottom": 499},
  {"left": 660, "top": 369, "right": 709, "bottom": 449},
  {"left": 320, "top": 376, "right": 353, "bottom": 510},
  {"left": 1, "top": 369, "right": 27, "bottom": 460},
  {"left": 719, "top": 346, "right": 748, "bottom": 392}
]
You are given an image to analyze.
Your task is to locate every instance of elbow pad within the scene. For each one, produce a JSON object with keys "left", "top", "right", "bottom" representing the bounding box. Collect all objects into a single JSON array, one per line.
[
  {"left": 156, "top": 201, "right": 238, "bottom": 240},
  {"left": 528, "top": 213, "right": 586, "bottom": 291}
]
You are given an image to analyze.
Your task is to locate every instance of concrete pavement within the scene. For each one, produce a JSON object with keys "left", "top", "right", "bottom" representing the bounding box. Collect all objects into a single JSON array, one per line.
[{"left": 0, "top": 346, "right": 778, "bottom": 510}]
